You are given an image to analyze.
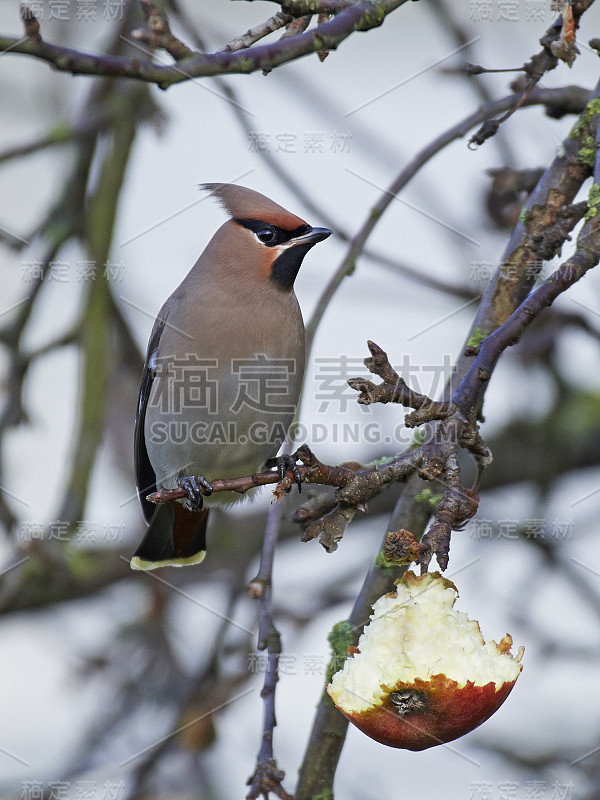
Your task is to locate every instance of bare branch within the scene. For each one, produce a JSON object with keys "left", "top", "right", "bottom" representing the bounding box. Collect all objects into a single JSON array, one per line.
[
  {"left": 418, "top": 454, "right": 479, "bottom": 571},
  {"left": 267, "top": 0, "right": 356, "bottom": 11},
  {"left": 347, "top": 340, "right": 457, "bottom": 426},
  {"left": 468, "top": 0, "right": 593, "bottom": 147},
  {"left": 220, "top": 11, "right": 293, "bottom": 53},
  {"left": 453, "top": 183, "right": 600, "bottom": 415},
  {"left": 280, "top": 14, "right": 313, "bottom": 38},
  {"left": 295, "top": 53, "right": 600, "bottom": 800},
  {"left": 147, "top": 443, "right": 436, "bottom": 553},
  {"left": 0, "top": 1, "right": 408, "bottom": 87},
  {"left": 132, "top": 0, "right": 194, "bottom": 60},
  {"left": 246, "top": 501, "right": 293, "bottom": 800},
  {"left": 20, "top": 4, "right": 41, "bottom": 42},
  {"left": 305, "top": 83, "right": 592, "bottom": 347}
]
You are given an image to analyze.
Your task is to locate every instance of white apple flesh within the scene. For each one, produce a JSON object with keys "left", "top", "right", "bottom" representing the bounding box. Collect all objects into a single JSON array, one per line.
[{"left": 327, "top": 571, "right": 524, "bottom": 750}]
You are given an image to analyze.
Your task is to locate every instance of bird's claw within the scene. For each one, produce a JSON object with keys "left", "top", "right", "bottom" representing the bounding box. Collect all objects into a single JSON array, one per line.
[
  {"left": 176, "top": 474, "right": 213, "bottom": 512},
  {"left": 266, "top": 454, "right": 302, "bottom": 494}
]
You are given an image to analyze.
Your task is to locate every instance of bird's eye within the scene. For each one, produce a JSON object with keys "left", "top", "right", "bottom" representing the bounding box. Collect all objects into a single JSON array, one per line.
[{"left": 256, "top": 228, "right": 275, "bottom": 244}]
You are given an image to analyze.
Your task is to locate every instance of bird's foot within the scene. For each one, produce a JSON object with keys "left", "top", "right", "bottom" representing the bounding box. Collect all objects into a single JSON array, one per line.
[
  {"left": 176, "top": 474, "right": 213, "bottom": 512},
  {"left": 265, "top": 453, "right": 302, "bottom": 494}
]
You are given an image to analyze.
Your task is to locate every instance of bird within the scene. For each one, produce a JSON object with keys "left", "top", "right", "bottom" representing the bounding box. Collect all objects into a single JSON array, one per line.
[{"left": 131, "top": 183, "right": 332, "bottom": 570}]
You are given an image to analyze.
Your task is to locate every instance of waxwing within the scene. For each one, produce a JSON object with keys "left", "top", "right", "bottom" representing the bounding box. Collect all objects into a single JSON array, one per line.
[{"left": 132, "top": 183, "right": 331, "bottom": 570}]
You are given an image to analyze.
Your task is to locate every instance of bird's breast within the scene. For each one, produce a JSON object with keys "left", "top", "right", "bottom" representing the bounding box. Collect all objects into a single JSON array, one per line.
[{"left": 144, "top": 282, "right": 305, "bottom": 494}]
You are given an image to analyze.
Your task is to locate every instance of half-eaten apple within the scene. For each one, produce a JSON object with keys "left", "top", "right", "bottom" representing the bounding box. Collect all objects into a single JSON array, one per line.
[{"left": 327, "top": 570, "right": 524, "bottom": 751}]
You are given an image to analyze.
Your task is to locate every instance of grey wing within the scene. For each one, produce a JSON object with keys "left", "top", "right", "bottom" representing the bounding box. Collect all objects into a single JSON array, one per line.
[{"left": 134, "top": 302, "right": 172, "bottom": 523}]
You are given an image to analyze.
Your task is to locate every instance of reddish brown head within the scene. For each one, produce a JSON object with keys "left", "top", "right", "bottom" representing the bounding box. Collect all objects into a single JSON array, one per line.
[{"left": 200, "top": 183, "right": 332, "bottom": 290}]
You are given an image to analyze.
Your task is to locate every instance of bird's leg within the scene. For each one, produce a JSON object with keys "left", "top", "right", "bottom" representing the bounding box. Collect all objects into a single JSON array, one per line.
[
  {"left": 265, "top": 453, "right": 302, "bottom": 494},
  {"left": 176, "top": 474, "right": 213, "bottom": 511}
]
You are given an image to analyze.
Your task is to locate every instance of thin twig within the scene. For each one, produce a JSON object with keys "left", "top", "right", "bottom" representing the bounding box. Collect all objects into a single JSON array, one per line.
[
  {"left": 246, "top": 501, "right": 292, "bottom": 800},
  {"left": 347, "top": 340, "right": 457, "bottom": 426},
  {"left": 468, "top": 0, "right": 593, "bottom": 147},
  {"left": 428, "top": 0, "right": 518, "bottom": 166},
  {"left": 220, "top": 11, "right": 293, "bottom": 52},
  {"left": 131, "top": 0, "right": 195, "bottom": 60}
]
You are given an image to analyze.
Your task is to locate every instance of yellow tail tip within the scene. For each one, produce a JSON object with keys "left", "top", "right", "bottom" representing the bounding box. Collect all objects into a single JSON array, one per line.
[{"left": 130, "top": 551, "right": 206, "bottom": 571}]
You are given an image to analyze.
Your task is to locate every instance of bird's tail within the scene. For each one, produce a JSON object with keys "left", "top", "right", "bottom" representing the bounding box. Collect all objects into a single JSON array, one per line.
[{"left": 130, "top": 503, "right": 209, "bottom": 570}]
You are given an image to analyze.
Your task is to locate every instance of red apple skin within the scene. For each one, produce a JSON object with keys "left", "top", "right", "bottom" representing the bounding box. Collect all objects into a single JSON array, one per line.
[{"left": 334, "top": 673, "right": 519, "bottom": 751}]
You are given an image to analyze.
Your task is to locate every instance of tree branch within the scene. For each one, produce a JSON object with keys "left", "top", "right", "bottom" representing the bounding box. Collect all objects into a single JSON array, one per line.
[
  {"left": 295, "top": 44, "right": 600, "bottom": 800},
  {"left": 131, "top": 0, "right": 194, "bottom": 60},
  {"left": 453, "top": 188, "right": 600, "bottom": 416},
  {"left": 468, "top": 0, "right": 594, "bottom": 147},
  {"left": 246, "top": 501, "right": 293, "bottom": 800},
  {"left": 304, "top": 83, "right": 592, "bottom": 346},
  {"left": 220, "top": 11, "right": 293, "bottom": 53},
  {"left": 0, "top": 1, "right": 407, "bottom": 87},
  {"left": 347, "top": 340, "right": 457, "bottom": 426}
]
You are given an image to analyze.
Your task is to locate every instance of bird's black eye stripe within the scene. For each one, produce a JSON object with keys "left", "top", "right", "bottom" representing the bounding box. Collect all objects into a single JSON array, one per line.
[{"left": 235, "top": 218, "right": 311, "bottom": 247}]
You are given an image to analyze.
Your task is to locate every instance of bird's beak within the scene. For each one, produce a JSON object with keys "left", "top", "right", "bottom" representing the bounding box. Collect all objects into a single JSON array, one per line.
[{"left": 288, "top": 226, "right": 332, "bottom": 246}]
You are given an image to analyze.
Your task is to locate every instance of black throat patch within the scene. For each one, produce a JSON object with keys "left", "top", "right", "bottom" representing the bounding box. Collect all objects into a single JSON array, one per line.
[{"left": 270, "top": 242, "right": 315, "bottom": 290}]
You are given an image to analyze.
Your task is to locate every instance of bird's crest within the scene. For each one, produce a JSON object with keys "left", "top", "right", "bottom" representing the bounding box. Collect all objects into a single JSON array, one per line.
[{"left": 201, "top": 183, "right": 307, "bottom": 231}]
